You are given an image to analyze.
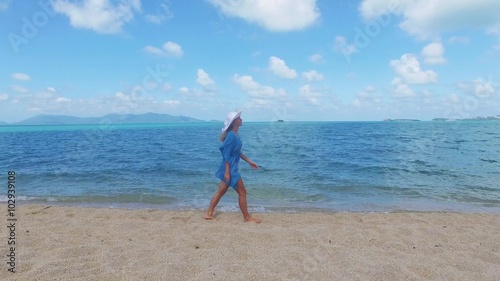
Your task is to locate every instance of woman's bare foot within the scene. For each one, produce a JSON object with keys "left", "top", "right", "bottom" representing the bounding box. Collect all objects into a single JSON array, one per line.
[
  {"left": 244, "top": 216, "right": 261, "bottom": 223},
  {"left": 204, "top": 213, "right": 216, "bottom": 221}
]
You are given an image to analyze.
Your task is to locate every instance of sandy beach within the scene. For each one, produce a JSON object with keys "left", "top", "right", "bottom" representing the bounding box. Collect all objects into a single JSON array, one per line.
[{"left": 2, "top": 204, "right": 499, "bottom": 280}]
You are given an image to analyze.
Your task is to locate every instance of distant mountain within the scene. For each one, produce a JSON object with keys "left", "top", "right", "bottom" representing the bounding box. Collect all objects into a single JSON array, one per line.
[
  {"left": 0, "top": 121, "right": 8, "bottom": 125},
  {"left": 12, "top": 113, "right": 204, "bottom": 125}
]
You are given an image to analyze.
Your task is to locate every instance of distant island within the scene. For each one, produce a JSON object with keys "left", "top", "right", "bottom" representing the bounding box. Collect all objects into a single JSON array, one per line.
[
  {"left": 0, "top": 113, "right": 205, "bottom": 126},
  {"left": 433, "top": 115, "right": 500, "bottom": 121},
  {"left": 383, "top": 119, "right": 420, "bottom": 122},
  {"left": 383, "top": 115, "right": 500, "bottom": 122}
]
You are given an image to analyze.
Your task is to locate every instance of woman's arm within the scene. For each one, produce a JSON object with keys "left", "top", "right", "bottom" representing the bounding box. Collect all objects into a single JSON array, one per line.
[{"left": 241, "top": 153, "right": 258, "bottom": 169}]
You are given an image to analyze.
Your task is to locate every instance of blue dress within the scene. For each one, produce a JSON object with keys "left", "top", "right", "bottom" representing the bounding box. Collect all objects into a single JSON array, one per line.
[{"left": 215, "top": 131, "right": 242, "bottom": 189}]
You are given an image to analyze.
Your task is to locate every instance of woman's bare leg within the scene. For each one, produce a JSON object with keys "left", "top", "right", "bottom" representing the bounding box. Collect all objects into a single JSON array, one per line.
[
  {"left": 204, "top": 181, "right": 230, "bottom": 220},
  {"left": 235, "top": 179, "right": 261, "bottom": 223}
]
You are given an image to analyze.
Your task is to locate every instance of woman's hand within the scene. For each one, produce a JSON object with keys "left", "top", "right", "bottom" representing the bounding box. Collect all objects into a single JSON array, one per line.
[
  {"left": 241, "top": 154, "right": 258, "bottom": 170},
  {"left": 224, "top": 171, "right": 230, "bottom": 182},
  {"left": 249, "top": 161, "right": 258, "bottom": 170}
]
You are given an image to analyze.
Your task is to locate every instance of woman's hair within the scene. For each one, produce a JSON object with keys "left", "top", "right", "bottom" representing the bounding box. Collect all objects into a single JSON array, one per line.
[{"left": 219, "top": 124, "right": 233, "bottom": 142}]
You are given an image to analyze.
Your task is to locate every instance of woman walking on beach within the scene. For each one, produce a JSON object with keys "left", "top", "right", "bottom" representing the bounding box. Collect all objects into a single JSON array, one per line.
[{"left": 205, "top": 110, "right": 261, "bottom": 223}]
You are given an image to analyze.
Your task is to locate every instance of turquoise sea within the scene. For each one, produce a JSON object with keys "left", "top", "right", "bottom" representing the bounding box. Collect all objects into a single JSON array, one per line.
[{"left": 1, "top": 121, "right": 499, "bottom": 213}]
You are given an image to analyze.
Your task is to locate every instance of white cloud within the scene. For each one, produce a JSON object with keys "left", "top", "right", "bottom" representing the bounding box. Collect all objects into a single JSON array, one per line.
[
  {"left": 115, "top": 88, "right": 154, "bottom": 105},
  {"left": 358, "top": 0, "right": 401, "bottom": 20},
  {"left": 251, "top": 51, "right": 262, "bottom": 57},
  {"left": 302, "top": 70, "right": 324, "bottom": 82},
  {"left": 144, "top": 81, "right": 157, "bottom": 91},
  {"left": 11, "top": 85, "right": 29, "bottom": 94},
  {"left": 391, "top": 79, "right": 416, "bottom": 98},
  {"left": 333, "top": 36, "right": 358, "bottom": 57},
  {"left": 299, "top": 85, "right": 322, "bottom": 106},
  {"left": 422, "top": 89, "right": 433, "bottom": 98},
  {"left": 487, "top": 24, "right": 500, "bottom": 35},
  {"left": 269, "top": 56, "right": 297, "bottom": 79},
  {"left": 19, "top": 87, "right": 78, "bottom": 114},
  {"left": 421, "top": 42, "right": 446, "bottom": 65},
  {"left": 390, "top": 54, "right": 438, "bottom": 84},
  {"left": 446, "top": 93, "right": 461, "bottom": 104},
  {"left": 162, "top": 41, "right": 183, "bottom": 57},
  {"left": 351, "top": 86, "right": 384, "bottom": 108},
  {"left": 448, "top": 36, "right": 469, "bottom": 44},
  {"left": 196, "top": 69, "right": 216, "bottom": 91},
  {"left": 0, "top": 93, "right": 8, "bottom": 101},
  {"left": 232, "top": 74, "right": 259, "bottom": 91},
  {"left": 145, "top": 15, "right": 162, "bottom": 24},
  {"left": 308, "top": 53, "right": 324, "bottom": 64},
  {"left": 2, "top": 84, "right": 227, "bottom": 120},
  {"left": 487, "top": 24, "right": 500, "bottom": 51},
  {"left": 56, "top": 97, "right": 72, "bottom": 103},
  {"left": 51, "top": 0, "right": 141, "bottom": 34},
  {"left": 145, "top": 1, "right": 173, "bottom": 24},
  {"left": 359, "top": 0, "right": 500, "bottom": 40},
  {"left": 35, "top": 87, "right": 58, "bottom": 99},
  {"left": 208, "top": 0, "right": 319, "bottom": 32},
  {"left": 164, "top": 100, "right": 180, "bottom": 107},
  {"left": 162, "top": 83, "right": 172, "bottom": 92},
  {"left": 144, "top": 41, "right": 183, "bottom": 57},
  {"left": 115, "top": 91, "right": 130, "bottom": 101},
  {"left": 233, "top": 74, "right": 287, "bottom": 100},
  {"left": 351, "top": 98, "right": 362, "bottom": 108},
  {"left": 179, "top": 87, "right": 189, "bottom": 93},
  {"left": 12, "top": 72, "right": 31, "bottom": 81},
  {"left": 361, "top": 85, "right": 375, "bottom": 96},
  {"left": 143, "top": 46, "right": 164, "bottom": 56},
  {"left": 487, "top": 24, "right": 500, "bottom": 50}
]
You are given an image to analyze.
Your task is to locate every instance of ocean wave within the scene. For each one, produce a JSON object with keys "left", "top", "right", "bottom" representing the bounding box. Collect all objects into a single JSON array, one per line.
[{"left": 0, "top": 194, "right": 177, "bottom": 205}]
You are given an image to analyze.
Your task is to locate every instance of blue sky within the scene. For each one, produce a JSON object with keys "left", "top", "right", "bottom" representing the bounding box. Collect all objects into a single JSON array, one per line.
[{"left": 1, "top": 0, "right": 499, "bottom": 123}]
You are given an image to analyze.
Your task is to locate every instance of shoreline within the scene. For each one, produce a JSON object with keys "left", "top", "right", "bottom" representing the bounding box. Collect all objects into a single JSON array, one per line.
[
  {"left": 10, "top": 199, "right": 500, "bottom": 215},
  {"left": 2, "top": 204, "right": 499, "bottom": 280}
]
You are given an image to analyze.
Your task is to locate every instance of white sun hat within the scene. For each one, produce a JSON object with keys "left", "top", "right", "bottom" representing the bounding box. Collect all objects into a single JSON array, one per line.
[{"left": 221, "top": 109, "right": 242, "bottom": 132}]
